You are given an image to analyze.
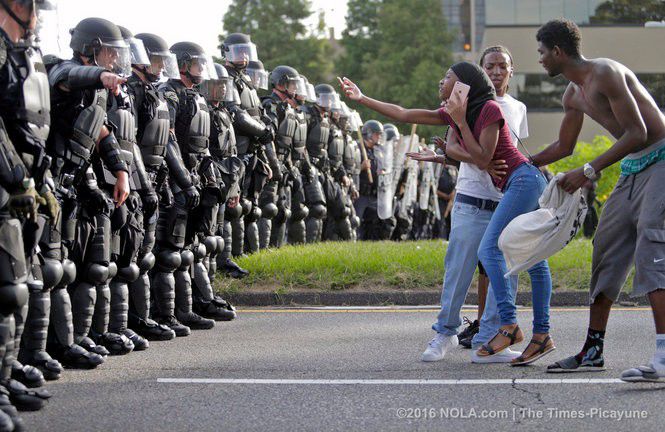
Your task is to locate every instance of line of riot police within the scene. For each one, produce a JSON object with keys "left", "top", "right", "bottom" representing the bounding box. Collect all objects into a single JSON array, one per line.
[{"left": 0, "top": 3, "right": 445, "bottom": 429}]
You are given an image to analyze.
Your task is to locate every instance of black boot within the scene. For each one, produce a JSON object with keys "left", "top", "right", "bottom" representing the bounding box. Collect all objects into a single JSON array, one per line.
[
  {"left": 1, "top": 380, "right": 50, "bottom": 412},
  {"left": 10, "top": 362, "right": 44, "bottom": 389},
  {"left": 128, "top": 315, "right": 175, "bottom": 341},
  {"left": 221, "top": 258, "right": 249, "bottom": 279},
  {"left": 49, "top": 344, "right": 104, "bottom": 369},
  {"left": 122, "top": 329, "right": 149, "bottom": 351},
  {"left": 0, "top": 387, "right": 21, "bottom": 432}
]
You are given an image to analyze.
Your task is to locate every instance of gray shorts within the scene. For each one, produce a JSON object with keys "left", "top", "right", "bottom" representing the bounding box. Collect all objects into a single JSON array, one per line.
[{"left": 590, "top": 160, "right": 665, "bottom": 302}]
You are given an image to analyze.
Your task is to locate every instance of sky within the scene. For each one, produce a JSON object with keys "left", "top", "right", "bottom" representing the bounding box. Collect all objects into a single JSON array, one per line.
[{"left": 38, "top": 0, "right": 348, "bottom": 58}]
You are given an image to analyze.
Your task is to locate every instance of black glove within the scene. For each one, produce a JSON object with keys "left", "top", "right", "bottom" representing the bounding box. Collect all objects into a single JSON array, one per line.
[
  {"left": 141, "top": 190, "right": 159, "bottom": 216},
  {"left": 182, "top": 185, "right": 200, "bottom": 209},
  {"left": 258, "top": 128, "right": 274, "bottom": 145},
  {"left": 86, "top": 187, "right": 114, "bottom": 216}
]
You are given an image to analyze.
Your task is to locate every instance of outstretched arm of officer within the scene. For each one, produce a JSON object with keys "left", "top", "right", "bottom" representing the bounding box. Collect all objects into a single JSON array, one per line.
[{"left": 339, "top": 77, "right": 445, "bottom": 126}]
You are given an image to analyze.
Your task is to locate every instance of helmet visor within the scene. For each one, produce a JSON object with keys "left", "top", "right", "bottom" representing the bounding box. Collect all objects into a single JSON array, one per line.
[
  {"left": 306, "top": 83, "right": 316, "bottom": 103},
  {"left": 246, "top": 68, "right": 269, "bottom": 90},
  {"left": 295, "top": 77, "right": 308, "bottom": 99},
  {"left": 126, "top": 37, "right": 150, "bottom": 66},
  {"left": 316, "top": 92, "right": 340, "bottom": 110},
  {"left": 225, "top": 42, "right": 258, "bottom": 63},
  {"left": 95, "top": 41, "right": 132, "bottom": 77},
  {"left": 184, "top": 54, "right": 217, "bottom": 81},
  {"left": 148, "top": 51, "right": 180, "bottom": 80},
  {"left": 204, "top": 77, "right": 235, "bottom": 103}
]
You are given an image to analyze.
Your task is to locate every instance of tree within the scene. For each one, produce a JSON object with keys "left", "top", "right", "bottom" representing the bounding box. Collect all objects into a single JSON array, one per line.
[
  {"left": 336, "top": 0, "right": 383, "bottom": 84},
  {"left": 340, "top": 0, "right": 454, "bottom": 138},
  {"left": 220, "top": 0, "right": 335, "bottom": 84},
  {"left": 590, "top": 0, "right": 665, "bottom": 24}
]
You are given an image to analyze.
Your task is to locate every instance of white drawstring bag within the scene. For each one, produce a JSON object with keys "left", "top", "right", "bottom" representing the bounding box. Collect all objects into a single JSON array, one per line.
[{"left": 498, "top": 173, "right": 588, "bottom": 276}]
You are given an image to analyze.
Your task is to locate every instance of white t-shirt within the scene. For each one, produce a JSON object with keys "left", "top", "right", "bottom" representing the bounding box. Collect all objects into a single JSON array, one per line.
[{"left": 455, "top": 94, "right": 528, "bottom": 201}]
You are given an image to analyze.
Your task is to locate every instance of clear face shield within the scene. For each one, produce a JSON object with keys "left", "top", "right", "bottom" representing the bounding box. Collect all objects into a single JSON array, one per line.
[
  {"left": 94, "top": 40, "right": 132, "bottom": 77},
  {"left": 225, "top": 43, "right": 258, "bottom": 66},
  {"left": 306, "top": 83, "right": 316, "bottom": 103},
  {"left": 295, "top": 77, "right": 308, "bottom": 100},
  {"left": 147, "top": 51, "right": 180, "bottom": 80},
  {"left": 316, "top": 92, "right": 340, "bottom": 111},
  {"left": 332, "top": 101, "right": 351, "bottom": 126},
  {"left": 246, "top": 67, "right": 269, "bottom": 90},
  {"left": 182, "top": 54, "right": 218, "bottom": 83},
  {"left": 126, "top": 37, "right": 150, "bottom": 66},
  {"left": 204, "top": 76, "right": 235, "bottom": 103}
]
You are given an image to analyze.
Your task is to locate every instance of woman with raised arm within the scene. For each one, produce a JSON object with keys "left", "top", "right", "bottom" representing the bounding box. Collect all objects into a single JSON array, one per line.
[{"left": 340, "top": 61, "right": 554, "bottom": 366}]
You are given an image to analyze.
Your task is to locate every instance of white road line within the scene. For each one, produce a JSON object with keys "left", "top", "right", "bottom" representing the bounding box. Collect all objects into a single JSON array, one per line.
[{"left": 157, "top": 378, "right": 627, "bottom": 385}]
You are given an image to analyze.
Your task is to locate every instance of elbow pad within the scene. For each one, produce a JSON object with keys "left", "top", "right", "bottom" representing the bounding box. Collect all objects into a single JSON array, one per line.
[
  {"left": 67, "top": 66, "right": 106, "bottom": 90},
  {"left": 0, "top": 118, "right": 28, "bottom": 191},
  {"left": 98, "top": 133, "right": 129, "bottom": 174},
  {"left": 233, "top": 109, "right": 269, "bottom": 138},
  {"left": 165, "top": 136, "right": 193, "bottom": 189}
]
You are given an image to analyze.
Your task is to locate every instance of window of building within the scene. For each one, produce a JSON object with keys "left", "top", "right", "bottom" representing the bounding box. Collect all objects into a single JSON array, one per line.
[{"left": 485, "top": 0, "right": 605, "bottom": 25}]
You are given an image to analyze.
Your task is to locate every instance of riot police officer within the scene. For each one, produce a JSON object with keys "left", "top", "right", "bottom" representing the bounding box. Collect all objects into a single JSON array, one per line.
[
  {"left": 155, "top": 41, "right": 215, "bottom": 333},
  {"left": 355, "top": 120, "right": 384, "bottom": 240},
  {"left": 124, "top": 32, "right": 180, "bottom": 341},
  {"left": 221, "top": 33, "right": 274, "bottom": 255},
  {"left": 47, "top": 17, "right": 132, "bottom": 356}
]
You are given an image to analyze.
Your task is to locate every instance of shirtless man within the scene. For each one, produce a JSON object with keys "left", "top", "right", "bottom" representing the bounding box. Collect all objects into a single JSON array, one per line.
[{"left": 528, "top": 19, "right": 665, "bottom": 382}]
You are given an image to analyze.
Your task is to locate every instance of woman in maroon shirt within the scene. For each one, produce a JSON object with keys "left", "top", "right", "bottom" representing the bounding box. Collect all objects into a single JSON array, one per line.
[{"left": 340, "top": 61, "right": 554, "bottom": 365}]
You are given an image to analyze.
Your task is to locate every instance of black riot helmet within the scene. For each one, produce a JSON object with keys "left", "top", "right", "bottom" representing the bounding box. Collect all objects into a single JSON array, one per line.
[
  {"left": 361, "top": 120, "right": 384, "bottom": 146},
  {"left": 117, "top": 25, "right": 150, "bottom": 67},
  {"left": 383, "top": 123, "right": 400, "bottom": 142},
  {"left": 270, "top": 65, "right": 300, "bottom": 98},
  {"left": 314, "top": 83, "right": 340, "bottom": 112},
  {"left": 134, "top": 32, "right": 179, "bottom": 82},
  {"left": 246, "top": 60, "right": 268, "bottom": 90},
  {"left": 69, "top": 17, "right": 132, "bottom": 76},
  {"left": 221, "top": 32, "right": 257, "bottom": 69},
  {"left": 201, "top": 63, "right": 236, "bottom": 104},
  {"left": 170, "top": 41, "right": 217, "bottom": 85},
  {"left": 0, "top": 0, "right": 55, "bottom": 38}
]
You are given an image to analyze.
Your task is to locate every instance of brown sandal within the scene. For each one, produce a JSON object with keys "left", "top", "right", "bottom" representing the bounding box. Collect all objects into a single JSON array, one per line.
[
  {"left": 477, "top": 326, "right": 524, "bottom": 357},
  {"left": 511, "top": 335, "right": 556, "bottom": 366}
]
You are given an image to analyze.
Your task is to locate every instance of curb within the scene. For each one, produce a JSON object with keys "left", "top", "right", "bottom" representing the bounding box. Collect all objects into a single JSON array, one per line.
[{"left": 225, "top": 290, "right": 649, "bottom": 307}]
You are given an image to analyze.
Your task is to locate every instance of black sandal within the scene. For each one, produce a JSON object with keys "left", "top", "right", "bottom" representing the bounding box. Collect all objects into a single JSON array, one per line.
[
  {"left": 477, "top": 326, "right": 523, "bottom": 357},
  {"left": 511, "top": 335, "right": 556, "bottom": 366}
]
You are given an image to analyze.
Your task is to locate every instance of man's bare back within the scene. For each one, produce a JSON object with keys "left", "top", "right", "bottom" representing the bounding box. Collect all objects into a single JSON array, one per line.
[{"left": 563, "top": 58, "right": 665, "bottom": 151}]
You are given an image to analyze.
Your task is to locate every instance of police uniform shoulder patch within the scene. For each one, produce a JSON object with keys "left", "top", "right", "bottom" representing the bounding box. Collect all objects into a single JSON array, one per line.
[
  {"left": 0, "top": 37, "right": 7, "bottom": 69},
  {"left": 164, "top": 90, "right": 179, "bottom": 105}
]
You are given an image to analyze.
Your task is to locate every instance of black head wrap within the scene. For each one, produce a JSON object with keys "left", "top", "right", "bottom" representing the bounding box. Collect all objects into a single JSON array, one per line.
[{"left": 449, "top": 61, "right": 496, "bottom": 131}]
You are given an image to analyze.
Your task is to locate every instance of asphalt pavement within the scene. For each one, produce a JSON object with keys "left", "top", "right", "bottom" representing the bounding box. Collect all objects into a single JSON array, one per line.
[{"left": 22, "top": 306, "right": 665, "bottom": 431}]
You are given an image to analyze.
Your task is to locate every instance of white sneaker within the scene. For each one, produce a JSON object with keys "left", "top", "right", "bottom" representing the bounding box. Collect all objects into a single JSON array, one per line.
[
  {"left": 421, "top": 334, "right": 458, "bottom": 362},
  {"left": 471, "top": 348, "right": 522, "bottom": 364}
]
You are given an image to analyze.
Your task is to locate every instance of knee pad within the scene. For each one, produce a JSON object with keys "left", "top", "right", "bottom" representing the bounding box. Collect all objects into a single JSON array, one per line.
[
  {"left": 261, "top": 203, "right": 279, "bottom": 219},
  {"left": 179, "top": 250, "right": 194, "bottom": 269},
  {"left": 86, "top": 263, "right": 109, "bottom": 285},
  {"left": 241, "top": 199, "right": 252, "bottom": 217},
  {"left": 60, "top": 259, "right": 77, "bottom": 286},
  {"left": 41, "top": 259, "right": 64, "bottom": 290},
  {"left": 225, "top": 203, "right": 243, "bottom": 220},
  {"left": 203, "top": 236, "right": 217, "bottom": 256},
  {"left": 309, "top": 204, "right": 327, "bottom": 219},
  {"left": 107, "top": 262, "right": 118, "bottom": 279},
  {"left": 155, "top": 250, "right": 181, "bottom": 272},
  {"left": 291, "top": 204, "right": 309, "bottom": 221},
  {"left": 0, "top": 282, "right": 29, "bottom": 315},
  {"left": 246, "top": 205, "right": 262, "bottom": 223},
  {"left": 117, "top": 263, "right": 140, "bottom": 282},
  {"left": 139, "top": 252, "right": 156, "bottom": 273},
  {"left": 193, "top": 243, "right": 207, "bottom": 261},
  {"left": 215, "top": 236, "right": 225, "bottom": 254}
]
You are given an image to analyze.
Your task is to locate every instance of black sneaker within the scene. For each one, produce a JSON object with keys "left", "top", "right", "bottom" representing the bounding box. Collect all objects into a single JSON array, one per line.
[
  {"left": 457, "top": 317, "right": 479, "bottom": 341},
  {"left": 459, "top": 335, "right": 473, "bottom": 349}
]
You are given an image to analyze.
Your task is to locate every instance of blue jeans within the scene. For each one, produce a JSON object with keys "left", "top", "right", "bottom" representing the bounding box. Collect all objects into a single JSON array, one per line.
[
  {"left": 432, "top": 199, "right": 495, "bottom": 336},
  {"left": 477, "top": 163, "right": 552, "bottom": 334}
]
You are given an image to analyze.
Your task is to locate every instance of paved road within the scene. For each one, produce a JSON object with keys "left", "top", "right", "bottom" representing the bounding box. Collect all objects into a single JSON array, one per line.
[{"left": 22, "top": 306, "right": 665, "bottom": 431}]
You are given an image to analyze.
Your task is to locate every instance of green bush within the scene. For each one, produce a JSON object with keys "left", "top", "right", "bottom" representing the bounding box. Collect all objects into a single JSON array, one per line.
[{"left": 547, "top": 136, "right": 621, "bottom": 204}]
